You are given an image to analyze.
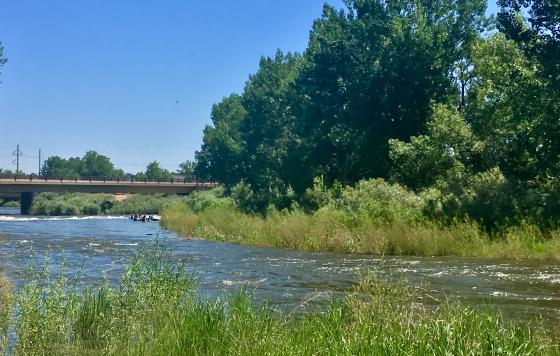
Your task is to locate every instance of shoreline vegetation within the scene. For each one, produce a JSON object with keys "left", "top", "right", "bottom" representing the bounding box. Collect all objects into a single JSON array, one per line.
[
  {"left": 29, "top": 192, "right": 184, "bottom": 216},
  {"left": 18, "top": 186, "right": 560, "bottom": 261},
  {"left": 0, "top": 246, "right": 558, "bottom": 355},
  {"left": 162, "top": 185, "right": 560, "bottom": 262}
]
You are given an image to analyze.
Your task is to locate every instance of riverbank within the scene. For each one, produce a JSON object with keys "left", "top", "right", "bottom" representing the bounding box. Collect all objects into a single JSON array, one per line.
[
  {"left": 31, "top": 192, "right": 183, "bottom": 216},
  {"left": 161, "top": 200, "right": 560, "bottom": 262},
  {"left": 0, "top": 248, "right": 556, "bottom": 355}
]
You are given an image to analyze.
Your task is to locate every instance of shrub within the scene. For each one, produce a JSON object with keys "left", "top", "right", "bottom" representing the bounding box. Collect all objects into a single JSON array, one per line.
[{"left": 337, "top": 179, "right": 426, "bottom": 225}]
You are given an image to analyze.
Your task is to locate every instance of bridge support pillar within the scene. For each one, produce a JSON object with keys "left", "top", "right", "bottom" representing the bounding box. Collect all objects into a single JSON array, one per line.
[{"left": 20, "top": 192, "right": 35, "bottom": 215}]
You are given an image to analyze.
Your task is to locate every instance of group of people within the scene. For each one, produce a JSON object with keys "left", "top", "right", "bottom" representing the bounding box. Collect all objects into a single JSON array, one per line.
[{"left": 130, "top": 214, "right": 160, "bottom": 222}]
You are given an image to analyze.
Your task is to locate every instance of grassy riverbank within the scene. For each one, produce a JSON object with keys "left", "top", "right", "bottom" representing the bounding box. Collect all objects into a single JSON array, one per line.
[
  {"left": 32, "top": 192, "right": 183, "bottom": 216},
  {"left": 161, "top": 184, "right": 560, "bottom": 261},
  {"left": 0, "top": 247, "right": 557, "bottom": 355}
]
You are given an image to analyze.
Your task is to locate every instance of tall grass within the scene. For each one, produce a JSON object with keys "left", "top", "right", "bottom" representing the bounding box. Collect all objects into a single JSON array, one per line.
[
  {"left": 5, "top": 245, "right": 558, "bottom": 355},
  {"left": 162, "top": 203, "right": 560, "bottom": 261},
  {"left": 0, "top": 272, "right": 13, "bottom": 353}
]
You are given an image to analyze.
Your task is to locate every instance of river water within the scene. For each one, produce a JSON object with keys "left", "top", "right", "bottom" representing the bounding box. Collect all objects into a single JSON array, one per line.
[{"left": 0, "top": 207, "right": 559, "bottom": 327}]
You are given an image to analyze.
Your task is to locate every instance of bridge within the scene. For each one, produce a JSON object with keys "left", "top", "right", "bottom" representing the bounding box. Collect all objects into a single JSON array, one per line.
[{"left": 0, "top": 176, "right": 216, "bottom": 215}]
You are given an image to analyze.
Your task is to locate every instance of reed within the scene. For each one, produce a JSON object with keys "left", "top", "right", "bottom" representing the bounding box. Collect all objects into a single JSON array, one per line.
[
  {"left": 162, "top": 203, "right": 560, "bottom": 261},
  {"left": 0, "top": 272, "right": 13, "bottom": 353}
]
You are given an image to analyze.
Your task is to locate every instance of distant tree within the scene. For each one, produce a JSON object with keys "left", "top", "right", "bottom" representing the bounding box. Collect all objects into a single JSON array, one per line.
[
  {"left": 40, "top": 151, "right": 125, "bottom": 179},
  {"left": 81, "top": 151, "right": 119, "bottom": 178},
  {"left": 145, "top": 161, "right": 173, "bottom": 181},
  {"left": 41, "top": 156, "right": 79, "bottom": 178},
  {"left": 132, "top": 172, "right": 146, "bottom": 181},
  {"left": 177, "top": 160, "right": 196, "bottom": 180},
  {"left": 0, "top": 169, "right": 14, "bottom": 178}
]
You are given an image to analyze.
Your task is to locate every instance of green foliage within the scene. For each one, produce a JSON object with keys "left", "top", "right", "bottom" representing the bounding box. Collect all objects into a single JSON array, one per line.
[
  {"left": 188, "top": 0, "right": 559, "bottom": 239},
  {"left": 30, "top": 193, "right": 190, "bottom": 216},
  {"left": 40, "top": 151, "right": 125, "bottom": 179},
  {"left": 195, "top": 0, "right": 489, "bottom": 210},
  {"left": 183, "top": 187, "right": 230, "bottom": 213},
  {"left": 6, "top": 247, "right": 557, "bottom": 354},
  {"left": 0, "top": 169, "right": 14, "bottom": 178},
  {"left": 497, "top": 0, "right": 560, "bottom": 87},
  {"left": 108, "top": 194, "right": 183, "bottom": 215},
  {"left": 336, "top": 179, "right": 425, "bottom": 225},
  {"left": 390, "top": 104, "right": 482, "bottom": 190},
  {"left": 144, "top": 161, "right": 173, "bottom": 181},
  {"left": 0, "top": 199, "right": 20, "bottom": 208},
  {"left": 176, "top": 160, "right": 196, "bottom": 180},
  {"left": 163, "top": 184, "right": 560, "bottom": 260},
  {"left": 33, "top": 192, "right": 115, "bottom": 216}
]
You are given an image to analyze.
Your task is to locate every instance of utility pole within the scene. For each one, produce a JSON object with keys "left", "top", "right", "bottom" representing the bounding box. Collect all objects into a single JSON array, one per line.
[
  {"left": 12, "top": 144, "right": 23, "bottom": 174},
  {"left": 38, "top": 149, "right": 42, "bottom": 175}
]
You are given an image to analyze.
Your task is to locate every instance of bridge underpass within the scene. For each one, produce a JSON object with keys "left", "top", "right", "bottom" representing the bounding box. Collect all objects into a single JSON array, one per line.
[{"left": 0, "top": 178, "right": 216, "bottom": 215}]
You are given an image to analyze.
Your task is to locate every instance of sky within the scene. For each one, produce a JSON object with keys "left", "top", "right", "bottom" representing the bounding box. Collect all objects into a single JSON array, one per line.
[{"left": 0, "top": 0, "right": 498, "bottom": 174}]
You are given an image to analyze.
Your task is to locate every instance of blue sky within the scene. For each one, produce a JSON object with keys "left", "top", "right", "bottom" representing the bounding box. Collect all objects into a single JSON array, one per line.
[{"left": 0, "top": 1, "right": 498, "bottom": 174}]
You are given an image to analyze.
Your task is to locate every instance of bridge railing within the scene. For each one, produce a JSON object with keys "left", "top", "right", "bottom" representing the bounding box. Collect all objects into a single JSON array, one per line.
[{"left": 0, "top": 174, "right": 218, "bottom": 187}]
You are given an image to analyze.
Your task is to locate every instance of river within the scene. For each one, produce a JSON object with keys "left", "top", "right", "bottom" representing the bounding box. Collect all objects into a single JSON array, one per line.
[{"left": 0, "top": 207, "right": 559, "bottom": 327}]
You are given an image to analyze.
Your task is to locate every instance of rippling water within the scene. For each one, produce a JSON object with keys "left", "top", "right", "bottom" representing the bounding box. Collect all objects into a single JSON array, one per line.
[{"left": 0, "top": 207, "right": 559, "bottom": 327}]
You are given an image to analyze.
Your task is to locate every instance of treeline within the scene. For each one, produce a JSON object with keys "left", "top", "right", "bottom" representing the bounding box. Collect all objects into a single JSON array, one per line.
[
  {"left": 39, "top": 151, "right": 196, "bottom": 181},
  {"left": 194, "top": 0, "right": 560, "bottom": 231}
]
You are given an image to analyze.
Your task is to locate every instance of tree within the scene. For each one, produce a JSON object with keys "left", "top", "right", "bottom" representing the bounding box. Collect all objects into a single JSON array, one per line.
[
  {"left": 40, "top": 151, "right": 124, "bottom": 179},
  {"left": 290, "top": 0, "right": 488, "bottom": 187},
  {"left": 81, "top": 151, "right": 119, "bottom": 178},
  {"left": 145, "top": 161, "right": 173, "bottom": 181},
  {"left": 389, "top": 105, "right": 482, "bottom": 190},
  {"left": 0, "top": 169, "right": 14, "bottom": 178},
  {"left": 498, "top": 0, "right": 559, "bottom": 85},
  {"left": 177, "top": 160, "right": 196, "bottom": 180},
  {"left": 41, "top": 156, "right": 80, "bottom": 178},
  {"left": 466, "top": 34, "right": 558, "bottom": 181},
  {"left": 238, "top": 51, "right": 302, "bottom": 209},
  {"left": 195, "top": 94, "right": 247, "bottom": 185}
]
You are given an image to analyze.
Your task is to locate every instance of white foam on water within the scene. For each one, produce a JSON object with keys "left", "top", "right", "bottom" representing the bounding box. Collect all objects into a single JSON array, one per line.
[
  {"left": 222, "top": 278, "right": 268, "bottom": 286},
  {"left": 491, "top": 291, "right": 521, "bottom": 298},
  {"left": 114, "top": 243, "right": 139, "bottom": 246}
]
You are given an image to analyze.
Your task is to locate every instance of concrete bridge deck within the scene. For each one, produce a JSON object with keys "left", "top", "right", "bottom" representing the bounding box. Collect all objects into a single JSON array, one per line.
[{"left": 0, "top": 177, "right": 216, "bottom": 214}]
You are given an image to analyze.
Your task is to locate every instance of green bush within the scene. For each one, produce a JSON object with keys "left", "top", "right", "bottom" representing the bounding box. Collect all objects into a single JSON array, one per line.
[
  {"left": 184, "top": 187, "right": 231, "bottom": 213},
  {"left": 33, "top": 193, "right": 116, "bottom": 216},
  {"left": 31, "top": 193, "right": 185, "bottom": 216},
  {"left": 336, "top": 178, "right": 425, "bottom": 226},
  {"left": 108, "top": 194, "right": 184, "bottom": 215}
]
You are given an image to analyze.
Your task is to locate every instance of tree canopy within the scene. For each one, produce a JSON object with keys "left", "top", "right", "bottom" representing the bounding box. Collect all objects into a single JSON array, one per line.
[
  {"left": 193, "top": 0, "right": 560, "bottom": 229},
  {"left": 144, "top": 161, "right": 173, "bottom": 181},
  {"left": 40, "top": 151, "right": 125, "bottom": 179}
]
